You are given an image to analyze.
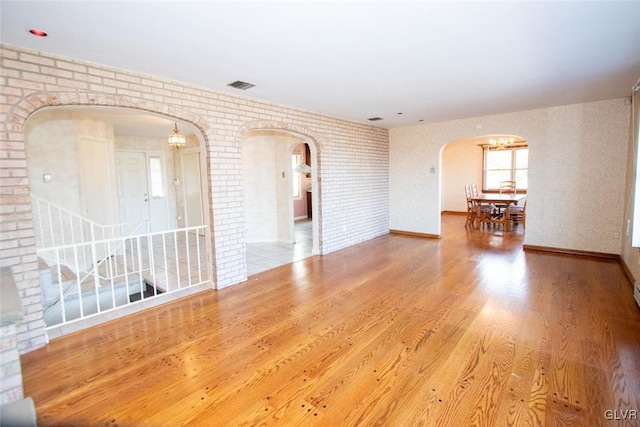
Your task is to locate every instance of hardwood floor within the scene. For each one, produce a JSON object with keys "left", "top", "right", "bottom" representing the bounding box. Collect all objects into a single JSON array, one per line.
[{"left": 21, "top": 214, "right": 640, "bottom": 426}]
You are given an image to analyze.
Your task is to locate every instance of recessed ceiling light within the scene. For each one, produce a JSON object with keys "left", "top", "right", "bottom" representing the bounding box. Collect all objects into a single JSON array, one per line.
[
  {"left": 29, "top": 29, "right": 48, "bottom": 37},
  {"left": 367, "top": 117, "right": 383, "bottom": 121},
  {"left": 227, "top": 80, "right": 255, "bottom": 90}
]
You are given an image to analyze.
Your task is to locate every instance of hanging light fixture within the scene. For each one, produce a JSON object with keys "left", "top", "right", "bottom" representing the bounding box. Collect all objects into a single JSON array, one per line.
[
  {"left": 489, "top": 137, "right": 515, "bottom": 150},
  {"left": 168, "top": 122, "right": 186, "bottom": 149},
  {"left": 295, "top": 163, "right": 312, "bottom": 176}
]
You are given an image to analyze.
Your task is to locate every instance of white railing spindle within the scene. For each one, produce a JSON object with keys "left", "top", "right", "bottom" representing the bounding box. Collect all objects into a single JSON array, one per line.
[
  {"left": 174, "top": 232, "right": 181, "bottom": 290},
  {"left": 73, "top": 244, "right": 84, "bottom": 319},
  {"left": 162, "top": 233, "right": 169, "bottom": 294},
  {"left": 185, "top": 230, "right": 192, "bottom": 288},
  {"left": 38, "top": 225, "right": 209, "bottom": 330}
]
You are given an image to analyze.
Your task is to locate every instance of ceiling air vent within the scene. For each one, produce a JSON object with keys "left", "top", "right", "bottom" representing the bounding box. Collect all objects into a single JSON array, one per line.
[
  {"left": 227, "top": 80, "right": 255, "bottom": 90},
  {"left": 368, "top": 117, "right": 383, "bottom": 121}
]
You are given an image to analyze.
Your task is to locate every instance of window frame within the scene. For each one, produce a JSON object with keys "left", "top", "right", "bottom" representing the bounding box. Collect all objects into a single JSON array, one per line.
[
  {"left": 482, "top": 145, "right": 528, "bottom": 193},
  {"left": 148, "top": 155, "right": 165, "bottom": 199},
  {"left": 292, "top": 151, "right": 302, "bottom": 199}
]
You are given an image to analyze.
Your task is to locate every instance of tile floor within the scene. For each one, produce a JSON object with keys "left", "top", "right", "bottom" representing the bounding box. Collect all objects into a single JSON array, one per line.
[{"left": 246, "top": 219, "right": 314, "bottom": 275}]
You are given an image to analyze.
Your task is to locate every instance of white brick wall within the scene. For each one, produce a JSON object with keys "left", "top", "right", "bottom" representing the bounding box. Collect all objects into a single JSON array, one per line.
[
  {"left": 0, "top": 323, "right": 23, "bottom": 404},
  {"left": 0, "top": 44, "right": 390, "bottom": 353}
]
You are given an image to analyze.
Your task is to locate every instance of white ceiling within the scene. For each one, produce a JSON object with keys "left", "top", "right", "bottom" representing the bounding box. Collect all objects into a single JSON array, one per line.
[{"left": 1, "top": 1, "right": 639, "bottom": 129}]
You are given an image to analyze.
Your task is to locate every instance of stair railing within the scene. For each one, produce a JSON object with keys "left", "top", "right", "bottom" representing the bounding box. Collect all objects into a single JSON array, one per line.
[
  {"left": 31, "top": 194, "right": 149, "bottom": 272},
  {"left": 39, "top": 225, "right": 209, "bottom": 327}
]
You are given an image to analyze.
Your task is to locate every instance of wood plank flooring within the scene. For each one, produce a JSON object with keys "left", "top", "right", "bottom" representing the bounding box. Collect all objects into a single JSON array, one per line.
[{"left": 21, "top": 214, "right": 640, "bottom": 426}]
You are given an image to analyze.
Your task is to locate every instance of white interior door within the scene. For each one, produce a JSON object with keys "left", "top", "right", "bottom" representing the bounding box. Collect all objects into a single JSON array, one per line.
[
  {"left": 116, "top": 151, "right": 149, "bottom": 228},
  {"left": 79, "top": 135, "right": 117, "bottom": 225},
  {"left": 181, "top": 151, "right": 204, "bottom": 233},
  {"left": 116, "top": 151, "right": 169, "bottom": 232}
]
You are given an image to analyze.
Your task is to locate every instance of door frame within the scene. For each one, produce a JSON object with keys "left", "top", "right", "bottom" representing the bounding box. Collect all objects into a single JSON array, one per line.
[
  {"left": 115, "top": 149, "right": 170, "bottom": 232},
  {"left": 178, "top": 147, "right": 205, "bottom": 232}
]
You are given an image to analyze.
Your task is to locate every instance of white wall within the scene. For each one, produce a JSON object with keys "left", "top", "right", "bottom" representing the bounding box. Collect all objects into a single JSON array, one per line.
[
  {"left": 242, "top": 130, "right": 304, "bottom": 243},
  {"left": 391, "top": 98, "right": 630, "bottom": 254},
  {"left": 25, "top": 110, "right": 119, "bottom": 225},
  {"left": 25, "top": 110, "right": 83, "bottom": 214},
  {"left": 26, "top": 110, "right": 181, "bottom": 230}
]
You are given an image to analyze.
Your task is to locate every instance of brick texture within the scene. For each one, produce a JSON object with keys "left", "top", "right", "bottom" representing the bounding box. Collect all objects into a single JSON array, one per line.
[
  {"left": 0, "top": 44, "right": 390, "bottom": 353},
  {"left": 0, "top": 323, "right": 24, "bottom": 404}
]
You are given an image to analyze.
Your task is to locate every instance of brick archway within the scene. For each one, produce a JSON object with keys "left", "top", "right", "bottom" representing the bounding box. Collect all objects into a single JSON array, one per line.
[
  {"left": 5, "top": 91, "right": 214, "bottom": 139},
  {"left": 237, "top": 120, "right": 324, "bottom": 256},
  {"left": 1, "top": 91, "right": 220, "bottom": 352}
]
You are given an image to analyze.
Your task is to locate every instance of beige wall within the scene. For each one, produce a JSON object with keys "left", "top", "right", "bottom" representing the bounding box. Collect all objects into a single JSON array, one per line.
[
  {"left": 621, "top": 94, "right": 639, "bottom": 285},
  {"left": 441, "top": 139, "right": 484, "bottom": 212},
  {"left": 391, "top": 98, "right": 630, "bottom": 255}
]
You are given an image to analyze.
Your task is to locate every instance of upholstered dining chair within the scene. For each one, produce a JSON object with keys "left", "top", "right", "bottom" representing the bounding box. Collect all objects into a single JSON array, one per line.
[
  {"left": 509, "top": 197, "right": 527, "bottom": 229},
  {"left": 465, "top": 184, "right": 493, "bottom": 228}
]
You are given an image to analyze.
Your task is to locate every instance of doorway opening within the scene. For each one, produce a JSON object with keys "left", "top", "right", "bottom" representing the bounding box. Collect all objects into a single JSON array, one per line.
[
  {"left": 440, "top": 134, "right": 527, "bottom": 238},
  {"left": 25, "top": 106, "right": 213, "bottom": 334},
  {"left": 241, "top": 129, "right": 319, "bottom": 275}
]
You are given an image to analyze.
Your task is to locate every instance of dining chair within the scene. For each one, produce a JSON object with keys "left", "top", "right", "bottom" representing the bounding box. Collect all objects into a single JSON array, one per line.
[
  {"left": 464, "top": 185, "right": 475, "bottom": 227},
  {"left": 465, "top": 184, "right": 493, "bottom": 228},
  {"left": 499, "top": 180, "right": 516, "bottom": 194},
  {"left": 494, "top": 180, "right": 516, "bottom": 218},
  {"left": 509, "top": 197, "right": 527, "bottom": 229}
]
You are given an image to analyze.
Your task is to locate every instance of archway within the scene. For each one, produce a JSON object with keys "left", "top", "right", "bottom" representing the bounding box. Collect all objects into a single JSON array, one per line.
[
  {"left": 239, "top": 123, "right": 321, "bottom": 275},
  {"left": 440, "top": 134, "right": 527, "bottom": 235},
  {"left": 21, "top": 103, "right": 216, "bottom": 330}
]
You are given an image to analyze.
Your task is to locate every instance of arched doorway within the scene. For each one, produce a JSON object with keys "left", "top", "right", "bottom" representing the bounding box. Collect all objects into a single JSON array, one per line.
[
  {"left": 440, "top": 134, "right": 528, "bottom": 235},
  {"left": 24, "top": 105, "right": 214, "bottom": 330},
  {"left": 240, "top": 128, "right": 320, "bottom": 275}
]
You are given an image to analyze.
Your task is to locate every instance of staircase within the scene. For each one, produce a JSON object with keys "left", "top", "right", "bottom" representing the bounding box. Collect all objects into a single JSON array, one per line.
[
  {"left": 38, "top": 258, "right": 144, "bottom": 326},
  {"left": 32, "top": 194, "right": 210, "bottom": 330}
]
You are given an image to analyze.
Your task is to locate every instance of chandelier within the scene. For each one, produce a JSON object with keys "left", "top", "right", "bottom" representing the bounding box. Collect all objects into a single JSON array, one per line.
[
  {"left": 489, "top": 137, "right": 515, "bottom": 149},
  {"left": 168, "top": 122, "right": 186, "bottom": 149}
]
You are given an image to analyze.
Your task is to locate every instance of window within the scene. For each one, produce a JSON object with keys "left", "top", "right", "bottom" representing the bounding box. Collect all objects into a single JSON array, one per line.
[
  {"left": 292, "top": 152, "right": 302, "bottom": 198},
  {"left": 149, "top": 156, "right": 165, "bottom": 198},
  {"left": 483, "top": 146, "right": 528, "bottom": 192}
]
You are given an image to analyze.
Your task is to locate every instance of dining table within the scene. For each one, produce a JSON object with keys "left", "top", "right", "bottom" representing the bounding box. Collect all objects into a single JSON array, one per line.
[{"left": 470, "top": 193, "right": 526, "bottom": 231}]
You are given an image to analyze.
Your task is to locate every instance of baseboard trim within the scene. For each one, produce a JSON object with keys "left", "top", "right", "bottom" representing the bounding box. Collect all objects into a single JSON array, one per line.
[
  {"left": 619, "top": 256, "right": 637, "bottom": 287},
  {"left": 390, "top": 229, "right": 441, "bottom": 239},
  {"left": 441, "top": 211, "right": 466, "bottom": 216},
  {"left": 523, "top": 244, "right": 619, "bottom": 260}
]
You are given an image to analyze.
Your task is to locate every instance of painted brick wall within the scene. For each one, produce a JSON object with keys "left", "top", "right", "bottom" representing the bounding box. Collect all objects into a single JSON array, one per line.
[
  {"left": 0, "top": 44, "right": 390, "bottom": 354},
  {"left": 0, "top": 323, "right": 23, "bottom": 404}
]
